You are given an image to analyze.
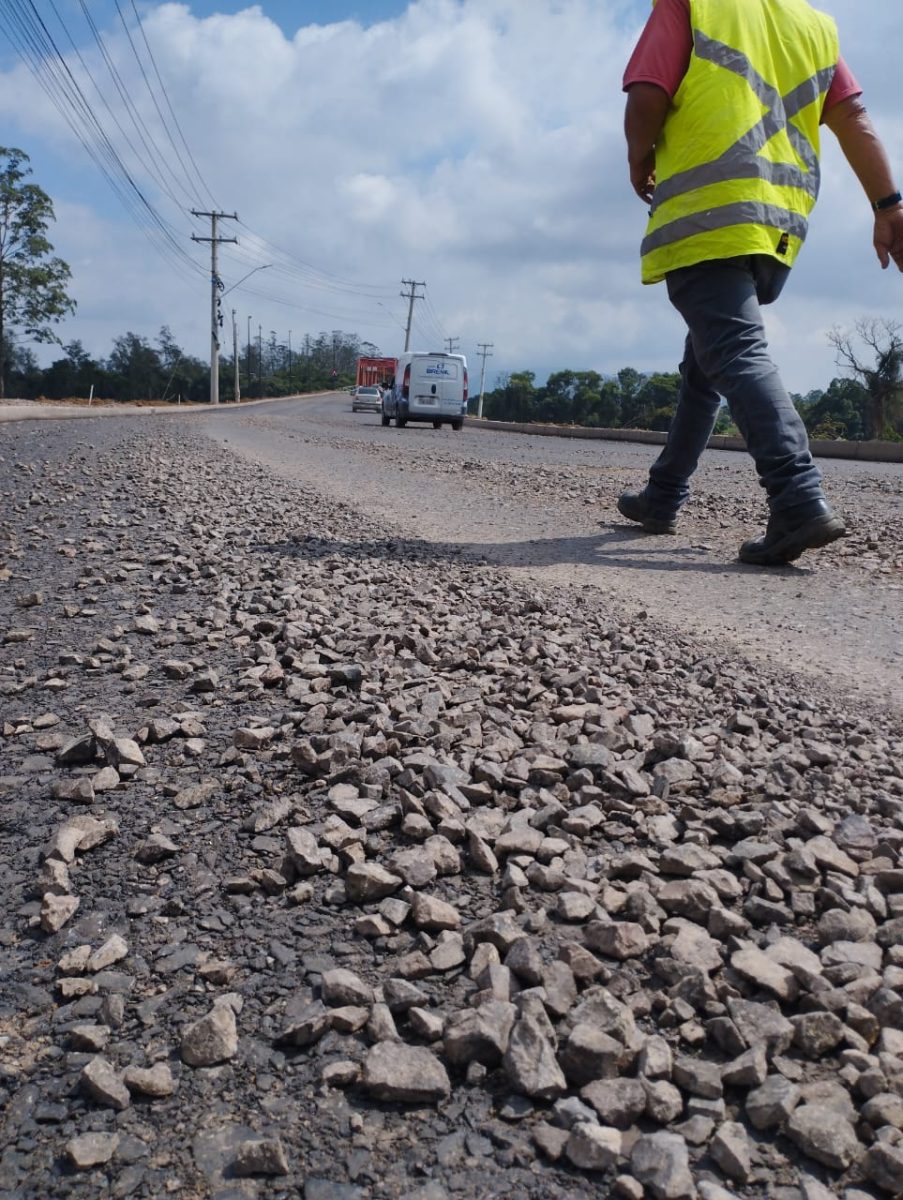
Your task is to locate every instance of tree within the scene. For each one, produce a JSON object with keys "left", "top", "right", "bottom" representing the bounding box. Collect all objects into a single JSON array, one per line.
[
  {"left": 799, "top": 377, "right": 870, "bottom": 441},
  {"left": 483, "top": 370, "right": 539, "bottom": 422},
  {"left": 40, "top": 339, "right": 98, "bottom": 399},
  {"left": 615, "top": 367, "right": 645, "bottom": 427},
  {"left": 0, "top": 147, "right": 75, "bottom": 398},
  {"left": 827, "top": 319, "right": 903, "bottom": 440},
  {"left": 106, "top": 332, "right": 164, "bottom": 401}
]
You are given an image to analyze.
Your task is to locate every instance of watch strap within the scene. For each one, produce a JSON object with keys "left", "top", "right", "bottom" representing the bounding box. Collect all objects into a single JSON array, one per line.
[{"left": 873, "top": 191, "right": 902, "bottom": 212}]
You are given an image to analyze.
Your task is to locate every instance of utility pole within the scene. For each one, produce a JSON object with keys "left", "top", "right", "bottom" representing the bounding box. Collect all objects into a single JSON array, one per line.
[
  {"left": 444, "top": 337, "right": 460, "bottom": 354},
  {"left": 288, "top": 330, "right": 293, "bottom": 392},
  {"left": 191, "top": 210, "right": 238, "bottom": 405},
  {"left": 258, "top": 324, "right": 263, "bottom": 395},
  {"left": 247, "top": 315, "right": 252, "bottom": 394},
  {"left": 400, "top": 279, "right": 425, "bottom": 352},
  {"left": 232, "top": 309, "right": 240, "bottom": 403},
  {"left": 476, "top": 342, "right": 494, "bottom": 418}
]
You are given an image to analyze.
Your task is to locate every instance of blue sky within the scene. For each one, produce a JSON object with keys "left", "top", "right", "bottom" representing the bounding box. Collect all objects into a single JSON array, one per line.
[{"left": 0, "top": 1, "right": 900, "bottom": 392}]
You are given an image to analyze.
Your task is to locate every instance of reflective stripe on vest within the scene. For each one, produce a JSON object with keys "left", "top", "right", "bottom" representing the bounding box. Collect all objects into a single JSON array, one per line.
[{"left": 639, "top": 0, "right": 838, "bottom": 283}]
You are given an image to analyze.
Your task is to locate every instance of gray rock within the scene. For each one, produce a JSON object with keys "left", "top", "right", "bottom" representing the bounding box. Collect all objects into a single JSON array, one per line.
[
  {"left": 560, "top": 1024, "right": 630, "bottom": 1085},
  {"left": 285, "top": 827, "right": 324, "bottom": 876},
  {"left": 232, "top": 1137, "right": 290, "bottom": 1177},
  {"left": 864, "top": 1141, "right": 903, "bottom": 1195},
  {"left": 40, "top": 892, "right": 79, "bottom": 932},
  {"left": 728, "top": 999, "right": 794, "bottom": 1057},
  {"left": 817, "top": 907, "right": 878, "bottom": 945},
  {"left": 586, "top": 921, "right": 649, "bottom": 960},
  {"left": 791, "top": 1011, "right": 845, "bottom": 1058},
  {"left": 278, "top": 1000, "right": 331, "bottom": 1047},
  {"left": 503, "top": 1015, "right": 566, "bottom": 1100},
  {"left": 345, "top": 862, "right": 402, "bottom": 903},
  {"left": 123, "top": 1063, "right": 175, "bottom": 1097},
  {"left": 745, "top": 1075, "right": 801, "bottom": 1130},
  {"left": 362, "top": 1041, "right": 450, "bottom": 1103},
  {"left": 180, "top": 1003, "right": 238, "bottom": 1066},
  {"left": 630, "top": 1132, "right": 695, "bottom": 1199},
  {"left": 730, "top": 945, "right": 798, "bottom": 1001},
  {"left": 134, "top": 832, "right": 178, "bottom": 864},
  {"left": 709, "top": 1121, "right": 751, "bottom": 1182},
  {"left": 81, "top": 1056, "right": 130, "bottom": 1110},
  {"left": 66, "top": 1132, "right": 119, "bottom": 1169},
  {"left": 673, "top": 1056, "right": 723, "bottom": 1099},
  {"left": 785, "top": 1104, "right": 863, "bottom": 1170},
  {"left": 443, "top": 1001, "right": 516, "bottom": 1067},
  {"left": 565, "top": 1123, "right": 623, "bottom": 1172},
  {"left": 643, "top": 1080, "right": 685, "bottom": 1125},
  {"left": 581, "top": 1078, "right": 647, "bottom": 1128},
  {"left": 321, "top": 968, "right": 373, "bottom": 1007}
]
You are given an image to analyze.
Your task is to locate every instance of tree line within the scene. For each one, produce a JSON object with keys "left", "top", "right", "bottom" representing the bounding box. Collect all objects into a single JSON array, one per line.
[
  {"left": 2, "top": 327, "right": 381, "bottom": 403},
  {"left": 482, "top": 318, "right": 903, "bottom": 442}
]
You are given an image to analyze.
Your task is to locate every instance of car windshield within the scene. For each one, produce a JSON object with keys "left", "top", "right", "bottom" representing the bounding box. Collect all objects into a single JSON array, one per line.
[{"left": 358, "top": 387, "right": 380, "bottom": 395}]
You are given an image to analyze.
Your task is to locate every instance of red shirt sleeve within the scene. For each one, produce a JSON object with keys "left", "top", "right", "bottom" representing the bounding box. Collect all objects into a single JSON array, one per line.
[
  {"left": 822, "top": 56, "right": 862, "bottom": 115},
  {"left": 622, "top": 0, "right": 692, "bottom": 98}
]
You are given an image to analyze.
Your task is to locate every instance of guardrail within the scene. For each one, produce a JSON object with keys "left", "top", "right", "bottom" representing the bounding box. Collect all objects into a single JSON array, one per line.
[{"left": 469, "top": 418, "right": 903, "bottom": 464}]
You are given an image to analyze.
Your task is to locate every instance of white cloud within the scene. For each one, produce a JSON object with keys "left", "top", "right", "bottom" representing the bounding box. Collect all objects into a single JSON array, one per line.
[{"left": 1, "top": 0, "right": 901, "bottom": 392}]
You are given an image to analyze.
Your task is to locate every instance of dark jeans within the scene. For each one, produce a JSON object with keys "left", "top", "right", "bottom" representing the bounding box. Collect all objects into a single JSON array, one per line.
[{"left": 644, "top": 256, "right": 825, "bottom": 515}]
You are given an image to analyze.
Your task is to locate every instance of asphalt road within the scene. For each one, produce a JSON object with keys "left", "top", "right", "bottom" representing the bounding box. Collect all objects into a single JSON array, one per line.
[{"left": 184, "top": 394, "right": 903, "bottom": 717}]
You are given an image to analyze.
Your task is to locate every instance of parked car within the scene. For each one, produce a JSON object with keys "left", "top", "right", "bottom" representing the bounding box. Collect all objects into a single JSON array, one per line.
[{"left": 351, "top": 385, "right": 383, "bottom": 413}]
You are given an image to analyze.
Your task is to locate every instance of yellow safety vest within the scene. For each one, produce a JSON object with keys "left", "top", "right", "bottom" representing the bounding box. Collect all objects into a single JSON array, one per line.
[{"left": 641, "top": 0, "right": 839, "bottom": 284}]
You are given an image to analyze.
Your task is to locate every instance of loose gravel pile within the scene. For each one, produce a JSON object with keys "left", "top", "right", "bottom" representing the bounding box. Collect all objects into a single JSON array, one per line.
[{"left": 2, "top": 418, "right": 903, "bottom": 1200}]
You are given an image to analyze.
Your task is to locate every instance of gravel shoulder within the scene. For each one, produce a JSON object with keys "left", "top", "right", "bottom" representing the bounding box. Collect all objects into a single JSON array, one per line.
[
  {"left": 1, "top": 415, "right": 902, "bottom": 1200},
  {"left": 207, "top": 397, "right": 903, "bottom": 717}
]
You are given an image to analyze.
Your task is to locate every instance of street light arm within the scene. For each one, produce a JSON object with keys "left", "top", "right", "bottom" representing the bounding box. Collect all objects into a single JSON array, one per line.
[{"left": 222, "top": 263, "right": 273, "bottom": 297}]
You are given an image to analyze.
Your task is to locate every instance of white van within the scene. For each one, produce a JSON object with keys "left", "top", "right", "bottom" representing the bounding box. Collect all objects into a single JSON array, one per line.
[{"left": 381, "top": 352, "right": 468, "bottom": 430}]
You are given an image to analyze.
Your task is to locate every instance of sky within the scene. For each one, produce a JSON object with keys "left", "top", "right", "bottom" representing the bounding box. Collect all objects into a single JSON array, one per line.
[{"left": 1, "top": 0, "right": 901, "bottom": 394}]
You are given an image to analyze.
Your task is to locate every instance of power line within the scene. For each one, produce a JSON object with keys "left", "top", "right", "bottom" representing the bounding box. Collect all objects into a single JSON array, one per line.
[
  {"left": 73, "top": 0, "right": 197, "bottom": 211},
  {"left": 0, "top": 0, "right": 204, "bottom": 280},
  {"left": 127, "top": 0, "right": 219, "bottom": 210}
]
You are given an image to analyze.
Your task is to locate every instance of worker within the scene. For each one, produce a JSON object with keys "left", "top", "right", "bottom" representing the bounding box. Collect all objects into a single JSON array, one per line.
[{"left": 617, "top": 0, "right": 903, "bottom": 565}]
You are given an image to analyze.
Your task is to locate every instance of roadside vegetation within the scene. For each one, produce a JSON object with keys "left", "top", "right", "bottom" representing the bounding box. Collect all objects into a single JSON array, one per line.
[{"left": 482, "top": 324, "right": 903, "bottom": 443}]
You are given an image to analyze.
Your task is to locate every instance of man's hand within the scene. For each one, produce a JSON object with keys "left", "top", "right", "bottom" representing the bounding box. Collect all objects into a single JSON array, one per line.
[
  {"left": 874, "top": 206, "right": 903, "bottom": 271},
  {"left": 624, "top": 83, "right": 670, "bottom": 208},
  {"left": 630, "top": 152, "right": 656, "bottom": 204}
]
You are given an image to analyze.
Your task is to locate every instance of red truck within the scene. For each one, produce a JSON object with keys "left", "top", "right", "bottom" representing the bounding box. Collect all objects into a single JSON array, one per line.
[{"left": 356, "top": 356, "right": 397, "bottom": 389}]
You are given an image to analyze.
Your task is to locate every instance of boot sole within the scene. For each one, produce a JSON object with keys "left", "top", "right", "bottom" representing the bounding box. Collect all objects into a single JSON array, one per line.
[
  {"left": 616, "top": 497, "right": 677, "bottom": 535},
  {"left": 738, "top": 515, "right": 847, "bottom": 566}
]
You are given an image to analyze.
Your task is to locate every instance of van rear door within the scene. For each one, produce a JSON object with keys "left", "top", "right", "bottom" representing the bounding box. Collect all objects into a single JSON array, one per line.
[{"left": 410, "top": 356, "right": 462, "bottom": 415}]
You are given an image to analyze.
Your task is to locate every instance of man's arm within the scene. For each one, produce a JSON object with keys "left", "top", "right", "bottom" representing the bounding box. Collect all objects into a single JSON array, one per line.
[
  {"left": 824, "top": 96, "right": 903, "bottom": 272},
  {"left": 625, "top": 83, "right": 672, "bottom": 204}
]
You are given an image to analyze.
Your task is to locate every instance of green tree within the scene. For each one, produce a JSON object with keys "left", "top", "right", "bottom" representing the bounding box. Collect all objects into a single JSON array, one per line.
[
  {"left": 828, "top": 319, "right": 903, "bottom": 440},
  {"left": 799, "top": 377, "right": 870, "bottom": 441},
  {"left": 634, "top": 371, "right": 681, "bottom": 431},
  {"left": 614, "top": 367, "right": 652, "bottom": 428},
  {"left": 484, "top": 370, "right": 539, "bottom": 422},
  {"left": 0, "top": 147, "right": 75, "bottom": 398},
  {"left": 40, "top": 339, "right": 98, "bottom": 399},
  {"left": 106, "top": 332, "right": 164, "bottom": 401}
]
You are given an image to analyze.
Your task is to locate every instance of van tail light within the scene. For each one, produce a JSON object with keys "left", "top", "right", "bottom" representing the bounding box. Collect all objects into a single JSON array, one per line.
[
  {"left": 463, "top": 368, "right": 469, "bottom": 405},
  {"left": 402, "top": 365, "right": 411, "bottom": 400}
]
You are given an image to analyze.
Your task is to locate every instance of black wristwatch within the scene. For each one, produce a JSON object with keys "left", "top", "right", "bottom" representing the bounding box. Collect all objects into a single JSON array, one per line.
[{"left": 873, "top": 191, "right": 902, "bottom": 212}]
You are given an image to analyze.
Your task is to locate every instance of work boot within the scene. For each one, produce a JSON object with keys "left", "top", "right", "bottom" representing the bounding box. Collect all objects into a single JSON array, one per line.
[
  {"left": 738, "top": 500, "right": 846, "bottom": 566},
  {"left": 616, "top": 490, "right": 678, "bottom": 535}
]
